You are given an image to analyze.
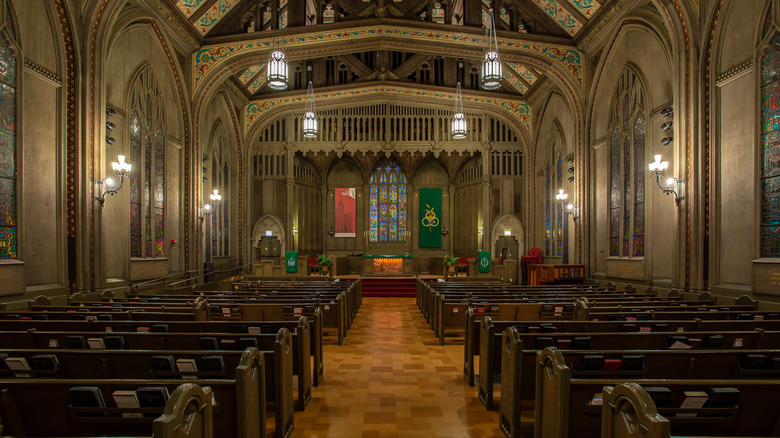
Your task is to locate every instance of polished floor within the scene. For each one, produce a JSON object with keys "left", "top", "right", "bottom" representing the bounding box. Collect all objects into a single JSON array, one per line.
[{"left": 291, "top": 297, "right": 504, "bottom": 438}]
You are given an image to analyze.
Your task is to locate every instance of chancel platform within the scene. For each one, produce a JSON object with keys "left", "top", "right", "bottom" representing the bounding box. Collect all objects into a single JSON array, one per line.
[{"left": 362, "top": 254, "right": 414, "bottom": 275}]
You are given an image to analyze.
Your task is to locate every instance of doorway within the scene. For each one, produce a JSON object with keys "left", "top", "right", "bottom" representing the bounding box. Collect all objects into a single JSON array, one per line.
[{"left": 495, "top": 235, "right": 519, "bottom": 260}]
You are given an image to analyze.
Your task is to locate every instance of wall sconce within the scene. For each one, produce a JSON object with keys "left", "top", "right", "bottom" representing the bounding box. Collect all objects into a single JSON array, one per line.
[
  {"left": 328, "top": 228, "right": 335, "bottom": 237},
  {"left": 441, "top": 226, "right": 449, "bottom": 237},
  {"left": 198, "top": 203, "right": 213, "bottom": 222},
  {"left": 478, "top": 227, "right": 483, "bottom": 234},
  {"left": 660, "top": 107, "right": 673, "bottom": 117},
  {"left": 95, "top": 155, "right": 132, "bottom": 207},
  {"left": 106, "top": 137, "right": 116, "bottom": 145},
  {"left": 555, "top": 189, "right": 580, "bottom": 220},
  {"left": 648, "top": 154, "right": 684, "bottom": 206},
  {"left": 209, "top": 189, "right": 222, "bottom": 205},
  {"left": 660, "top": 136, "right": 673, "bottom": 146},
  {"left": 106, "top": 121, "right": 116, "bottom": 131},
  {"left": 660, "top": 121, "right": 673, "bottom": 131}
]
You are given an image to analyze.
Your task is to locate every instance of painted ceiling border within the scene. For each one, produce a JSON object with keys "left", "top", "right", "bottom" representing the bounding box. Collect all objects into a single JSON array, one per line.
[
  {"left": 244, "top": 84, "right": 531, "bottom": 135},
  {"left": 193, "top": 24, "right": 583, "bottom": 93}
]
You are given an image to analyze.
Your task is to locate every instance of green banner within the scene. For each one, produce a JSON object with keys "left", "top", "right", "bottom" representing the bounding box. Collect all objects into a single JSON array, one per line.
[
  {"left": 285, "top": 251, "right": 298, "bottom": 273},
  {"left": 478, "top": 251, "right": 491, "bottom": 273},
  {"left": 419, "top": 188, "right": 442, "bottom": 248}
]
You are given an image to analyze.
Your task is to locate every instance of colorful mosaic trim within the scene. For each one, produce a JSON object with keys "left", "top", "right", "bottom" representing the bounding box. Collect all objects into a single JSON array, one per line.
[
  {"left": 247, "top": 72, "right": 266, "bottom": 94},
  {"left": 175, "top": 0, "right": 208, "bottom": 18},
  {"left": 238, "top": 64, "right": 261, "bottom": 84},
  {"left": 194, "top": 0, "right": 241, "bottom": 36},
  {"left": 566, "top": 0, "right": 601, "bottom": 18},
  {"left": 507, "top": 62, "right": 538, "bottom": 85},
  {"left": 220, "top": 92, "right": 243, "bottom": 264},
  {"left": 54, "top": 0, "right": 77, "bottom": 291},
  {"left": 244, "top": 85, "right": 531, "bottom": 133},
  {"left": 193, "top": 25, "right": 583, "bottom": 92},
  {"left": 502, "top": 70, "right": 527, "bottom": 94},
  {"left": 532, "top": 0, "right": 583, "bottom": 36}
]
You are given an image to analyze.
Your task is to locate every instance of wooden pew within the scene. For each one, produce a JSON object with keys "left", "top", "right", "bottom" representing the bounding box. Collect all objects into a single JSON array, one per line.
[
  {"left": 0, "top": 347, "right": 270, "bottom": 438},
  {"left": 0, "top": 327, "right": 309, "bottom": 412},
  {"left": 153, "top": 382, "right": 214, "bottom": 438},
  {"left": 531, "top": 347, "right": 780, "bottom": 438}
]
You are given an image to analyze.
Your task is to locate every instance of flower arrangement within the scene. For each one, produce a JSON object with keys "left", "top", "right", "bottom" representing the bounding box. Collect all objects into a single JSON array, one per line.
[
  {"left": 444, "top": 255, "right": 457, "bottom": 266},
  {"left": 316, "top": 254, "right": 334, "bottom": 267}
]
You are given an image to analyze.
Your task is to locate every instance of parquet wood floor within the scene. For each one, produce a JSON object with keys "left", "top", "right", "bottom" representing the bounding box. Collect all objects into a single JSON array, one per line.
[{"left": 291, "top": 297, "right": 504, "bottom": 438}]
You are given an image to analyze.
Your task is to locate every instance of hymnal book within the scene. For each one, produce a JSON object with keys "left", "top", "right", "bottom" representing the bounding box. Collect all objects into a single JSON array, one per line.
[
  {"left": 687, "top": 338, "right": 703, "bottom": 349},
  {"left": 644, "top": 386, "right": 673, "bottom": 408},
  {"left": 136, "top": 386, "right": 169, "bottom": 417},
  {"left": 198, "top": 355, "right": 225, "bottom": 373},
  {"left": 533, "top": 337, "right": 554, "bottom": 350},
  {"left": 733, "top": 338, "right": 744, "bottom": 347},
  {"left": 30, "top": 354, "right": 59, "bottom": 377},
  {"left": 589, "top": 393, "right": 603, "bottom": 406},
  {"left": 69, "top": 386, "right": 106, "bottom": 417},
  {"left": 572, "top": 337, "right": 591, "bottom": 350},
  {"left": 675, "top": 390, "right": 709, "bottom": 417},
  {"left": 176, "top": 358, "right": 198, "bottom": 379},
  {"left": 666, "top": 336, "right": 691, "bottom": 350},
  {"left": 527, "top": 326, "right": 540, "bottom": 333},
  {"left": 150, "top": 355, "right": 176, "bottom": 372},
  {"left": 703, "top": 335, "right": 724, "bottom": 348},
  {"left": 755, "top": 315, "right": 766, "bottom": 321},
  {"left": 740, "top": 354, "right": 770, "bottom": 370},
  {"left": 221, "top": 307, "right": 231, "bottom": 316},
  {"left": 248, "top": 327, "right": 262, "bottom": 335},
  {"left": 104, "top": 336, "right": 125, "bottom": 350},
  {"left": 219, "top": 339, "right": 236, "bottom": 350},
  {"left": 151, "top": 324, "right": 168, "bottom": 333},
  {"left": 87, "top": 338, "right": 106, "bottom": 349},
  {"left": 452, "top": 308, "right": 459, "bottom": 314},
  {"left": 199, "top": 337, "right": 219, "bottom": 350},
  {"left": 97, "top": 314, "right": 113, "bottom": 321},
  {"left": 231, "top": 324, "right": 247, "bottom": 333},
  {"left": 553, "top": 306, "right": 563, "bottom": 316},
  {"left": 540, "top": 325, "right": 557, "bottom": 333},
  {"left": 120, "top": 323, "right": 136, "bottom": 332},
  {"left": 5, "top": 357, "right": 31, "bottom": 377},
  {"left": 704, "top": 387, "right": 740, "bottom": 408},
  {"left": 66, "top": 335, "right": 88, "bottom": 349},
  {"left": 48, "top": 339, "right": 59, "bottom": 348},
  {"left": 638, "top": 326, "right": 652, "bottom": 333},
  {"left": 651, "top": 324, "right": 668, "bottom": 332},
  {"left": 137, "top": 326, "right": 150, "bottom": 333},
  {"left": 236, "top": 338, "right": 258, "bottom": 350},
  {"left": 621, "top": 355, "right": 644, "bottom": 371},
  {"left": 601, "top": 359, "right": 623, "bottom": 373},
  {"left": 620, "top": 324, "right": 639, "bottom": 332},
  {"left": 112, "top": 390, "right": 142, "bottom": 418},
  {"left": 260, "top": 324, "right": 275, "bottom": 334},
  {"left": 556, "top": 339, "right": 572, "bottom": 349},
  {"left": 580, "top": 355, "right": 604, "bottom": 371}
]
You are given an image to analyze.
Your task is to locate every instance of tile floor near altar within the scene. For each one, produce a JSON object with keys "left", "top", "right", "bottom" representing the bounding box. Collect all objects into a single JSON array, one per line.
[{"left": 291, "top": 297, "right": 507, "bottom": 438}]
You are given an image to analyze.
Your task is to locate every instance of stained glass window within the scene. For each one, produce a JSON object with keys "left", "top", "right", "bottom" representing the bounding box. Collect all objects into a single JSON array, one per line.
[
  {"left": 369, "top": 161, "right": 407, "bottom": 243},
  {"left": 0, "top": 23, "right": 16, "bottom": 259},
  {"left": 761, "top": 34, "right": 780, "bottom": 257},
  {"left": 764, "top": 3, "right": 774, "bottom": 39},
  {"left": 544, "top": 125, "right": 564, "bottom": 257},
  {"left": 608, "top": 68, "right": 646, "bottom": 257},
  {"left": 128, "top": 68, "right": 165, "bottom": 258},
  {"left": 209, "top": 130, "right": 230, "bottom": 258}
]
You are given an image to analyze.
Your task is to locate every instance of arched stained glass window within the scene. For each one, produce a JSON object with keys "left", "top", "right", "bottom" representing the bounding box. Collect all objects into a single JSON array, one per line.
[
  {"left": 761, "top": 33, "right": 780, "bottom": 257},
  {"left": 210, "top": 127, "right": 230, "bottom": 258},
  {"left": 544, "top": 125, "right": 564, "bottom": 257},
  {"left": 369, "top": 161, "right": 407, "bottom": 243},
  {"left": 0, "top": 15, "right": 17, "bottom": 259},
  {"left": 608, "top": 68, "right": 645, "bottom": 257},
  {"left": 129, "top": 68, "right": 166, "bottom": 258}
]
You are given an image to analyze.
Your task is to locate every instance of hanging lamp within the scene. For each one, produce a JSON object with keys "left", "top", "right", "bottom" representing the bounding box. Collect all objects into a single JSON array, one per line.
[
  {"left": 451, "top": 82, "right": 467, "bottom": 140},
  {"left": 303, "top": 81, "right": 318, "bottom": 138},
  {"left": 481, "top": 8, "right": 502, "bottom": 90},
  {"left": 267, "top": 19, "right": 288, "bottom": 90}
]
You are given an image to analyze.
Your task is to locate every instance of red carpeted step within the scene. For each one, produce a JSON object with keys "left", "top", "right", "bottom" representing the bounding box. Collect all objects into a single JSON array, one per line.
[{"left": 362, "top": 278, "right": 417, "bottom": 297}]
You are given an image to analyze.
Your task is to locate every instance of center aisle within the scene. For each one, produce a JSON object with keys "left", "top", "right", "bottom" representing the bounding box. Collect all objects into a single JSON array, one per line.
[{"left": 292, "top": 297, "right": 502, "bottom": 438}]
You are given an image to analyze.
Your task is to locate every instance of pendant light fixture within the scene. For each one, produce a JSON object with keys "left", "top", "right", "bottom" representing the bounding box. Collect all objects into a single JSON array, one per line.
[
  {"left": 481, "top": 8, "right": 502, "bottom": 90},
  {"left": 267, "top": 14, "right": 288, "bottom": 90},
  {"left": 303, "top": 81, "right": 318, "bottom": 138},
  {"left": 451, "top": 82, "right": 467, "bottom": 140}
]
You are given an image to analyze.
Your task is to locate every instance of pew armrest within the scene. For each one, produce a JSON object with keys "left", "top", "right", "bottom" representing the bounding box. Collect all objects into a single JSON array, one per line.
[{"left": 152, "top": 383, "right": 214, "bottom": 438}]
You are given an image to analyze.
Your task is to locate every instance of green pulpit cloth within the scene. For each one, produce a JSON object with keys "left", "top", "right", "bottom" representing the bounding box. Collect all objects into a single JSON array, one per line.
[
  {"left": 478, "top": 251, "right": 491, "bottom": 273},
  {"left": 419, "top": 188, "right": 442, "bottom": 248},
  {"left": 285, "top": 251, "right": 298, "bottom": 273}
]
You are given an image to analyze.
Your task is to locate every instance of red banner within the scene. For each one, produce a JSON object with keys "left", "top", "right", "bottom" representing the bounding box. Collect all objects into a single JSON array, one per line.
[{"left": 335, "top": 188, "right": 356, "bottom": 237}]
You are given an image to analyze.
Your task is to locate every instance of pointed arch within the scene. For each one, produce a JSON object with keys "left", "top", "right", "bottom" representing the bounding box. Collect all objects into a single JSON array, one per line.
[
  {"left": 544, "top": 122, "right": 564, "bottom": 257},
  {"left": 127, "top": 66, "right": 166, "bottom": 258},
  {"left": 608, "top": 66, "right": 646, "bottom": 258}
]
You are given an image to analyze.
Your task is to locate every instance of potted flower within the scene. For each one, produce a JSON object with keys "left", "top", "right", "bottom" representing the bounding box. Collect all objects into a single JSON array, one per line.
[
  {"left": 444, "top": 255, "right": 457, "bottom": 276},
  {"left": 316, "top": 254, "right": 333, "bottom": 275}
]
